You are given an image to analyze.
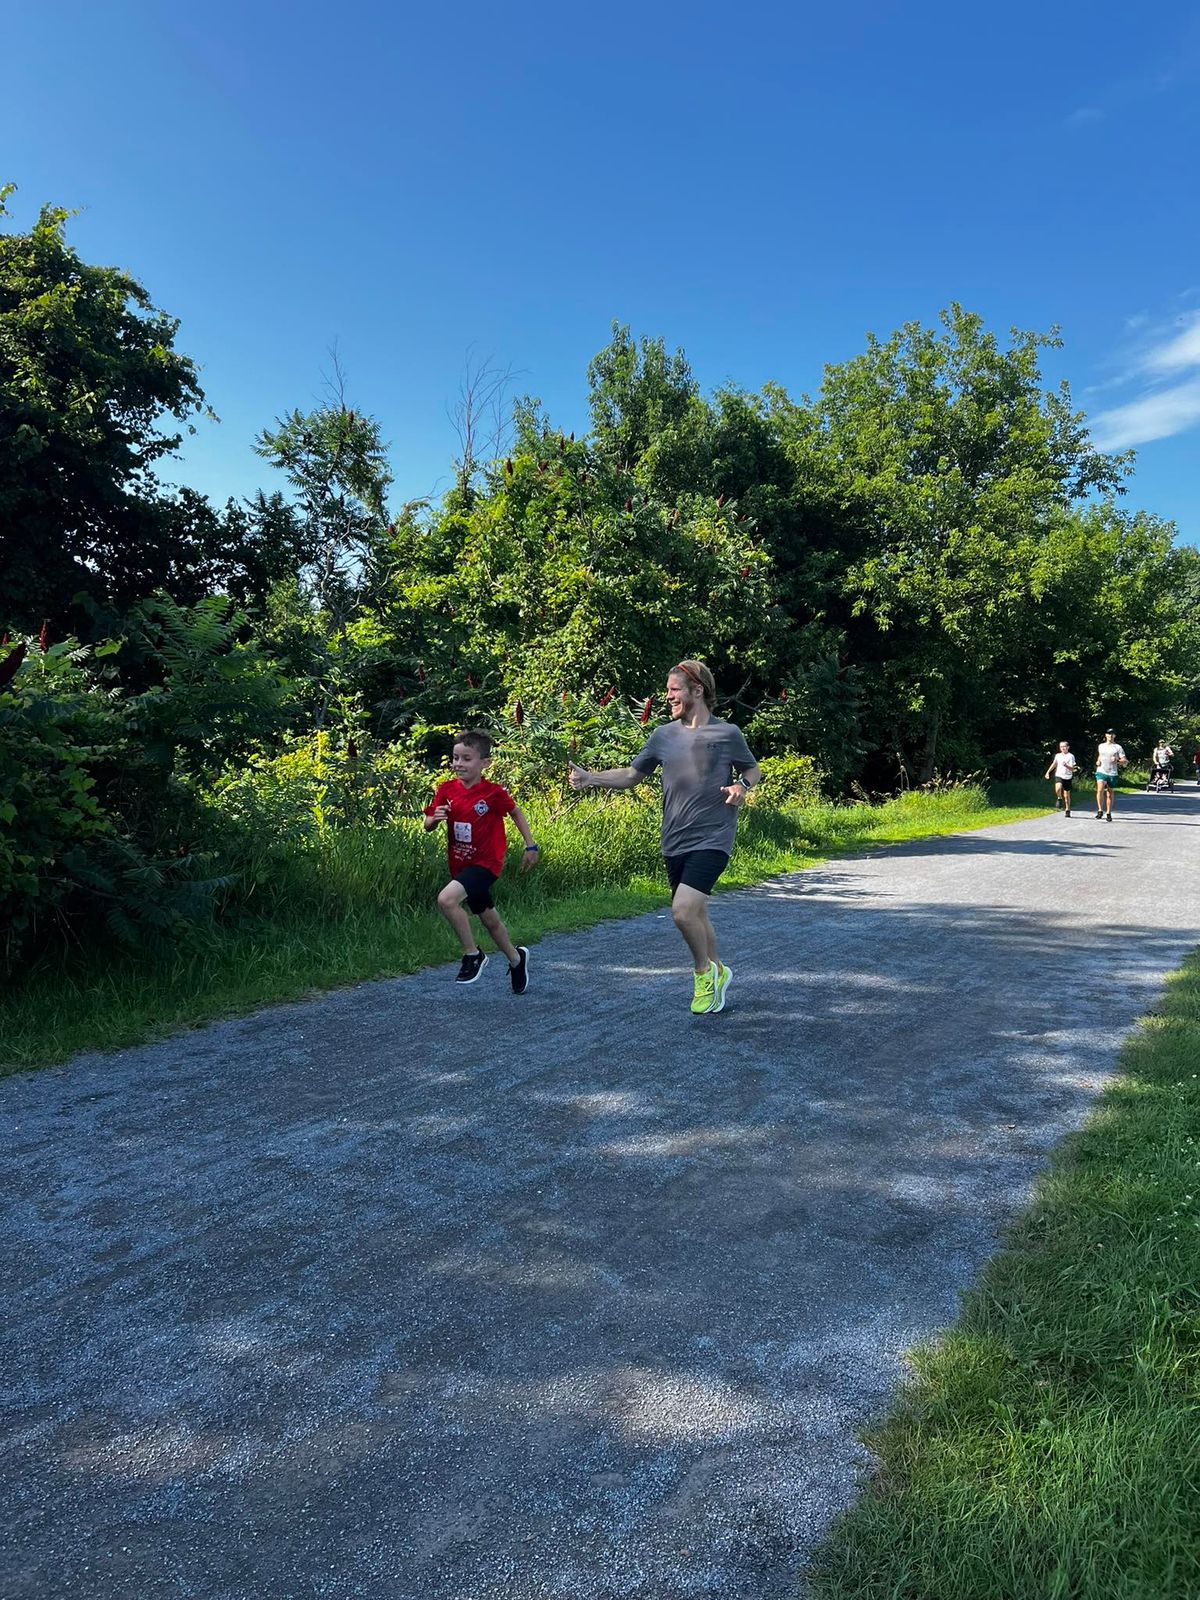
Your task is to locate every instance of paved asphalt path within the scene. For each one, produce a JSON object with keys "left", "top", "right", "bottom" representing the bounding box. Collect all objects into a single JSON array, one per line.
[{"left": 4, "top": 789, "right": 1200, "bottom": 1599}]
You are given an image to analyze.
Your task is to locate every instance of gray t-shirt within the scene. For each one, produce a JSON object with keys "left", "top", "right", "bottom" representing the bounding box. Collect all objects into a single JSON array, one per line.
[{"left": 633, "top": 717, "right": 757, "bottom": 857}]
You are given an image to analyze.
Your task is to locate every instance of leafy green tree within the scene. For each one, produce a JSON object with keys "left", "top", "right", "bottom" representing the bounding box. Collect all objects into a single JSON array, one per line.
[
  {"left": 211, "top": 492, "right": 319, "bottom": 613},
  {"left": 586, "top": 323, "right": 699, "bottom": 469},
  {"left": 255, "top": 396, "right": 392, "bottom": 618},
  {"left": 1012, "top": 506, "right": 1200, "bottom": 759},
  {"left": 0, "top": 187, "right": 210, "bottom": 628},
  {"left": 746, "top": 637, "right": 866, "bottom": 789},
  {"left": 68, "top": 488, "right": 316, "bottom": 643},
  {"left": 254, "top": 384, "right": 394, "bottom": 727},
  {"left": 798, "top": 305, "right": 1132, "bottom": 780},
  {"left": 377, "top": 427, "right": 784, "bottom": 734}
]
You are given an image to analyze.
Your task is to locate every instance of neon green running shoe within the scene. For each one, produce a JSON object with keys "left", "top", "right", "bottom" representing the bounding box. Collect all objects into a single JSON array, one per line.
[
  {"left": 691, "top": 963, "right": 717, "bottom": 1014},
  {"left": 711, "top": 962, "right": 732, "bottom": 1013}
]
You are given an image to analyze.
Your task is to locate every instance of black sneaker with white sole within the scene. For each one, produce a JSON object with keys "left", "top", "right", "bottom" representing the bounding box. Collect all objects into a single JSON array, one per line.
[
  {"left": 510, "top": 946, "right": 529, "bottom": 995},
  {"left": 456, "top": 951, "right": 488, "bottom": 984}
]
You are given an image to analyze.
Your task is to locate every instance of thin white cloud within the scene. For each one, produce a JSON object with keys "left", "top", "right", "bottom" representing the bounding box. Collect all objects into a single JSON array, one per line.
[
  {"left": 1089, "top": 304, "right": 1200, "bottom": 449},
  {"left": 1141, "top": 311, "right": 1200, "bottom": 374},
  {"left": 1061, "top": 27, "right": 1200, "bottom": 131},
  {"left": 1090, "top": 377, "right": 1200, "bottom": 449}
]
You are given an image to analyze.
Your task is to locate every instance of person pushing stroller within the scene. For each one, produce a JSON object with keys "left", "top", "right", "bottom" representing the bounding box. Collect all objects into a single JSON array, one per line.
[{"left": 1148, "top": 739, "right": 1175, "bottom": 792}]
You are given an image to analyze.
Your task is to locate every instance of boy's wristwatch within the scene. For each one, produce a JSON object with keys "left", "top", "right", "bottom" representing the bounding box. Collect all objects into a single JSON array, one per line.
[{"left": 524, "top": 843, "right": 540, "bottom": 852}]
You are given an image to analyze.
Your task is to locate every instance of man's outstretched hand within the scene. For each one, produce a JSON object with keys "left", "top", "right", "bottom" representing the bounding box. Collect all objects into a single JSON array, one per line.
[{"left": 568, "top": 763, "right": 591, "bottom": 791}]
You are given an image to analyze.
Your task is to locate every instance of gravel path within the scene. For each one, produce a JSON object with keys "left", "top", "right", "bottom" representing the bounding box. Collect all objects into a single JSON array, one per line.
[{"left": 4, "top": 789, "right": 1200, "bottom": 1599}]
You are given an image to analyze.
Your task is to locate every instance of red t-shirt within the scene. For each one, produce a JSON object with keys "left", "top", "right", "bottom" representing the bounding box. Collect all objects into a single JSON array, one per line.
[{"left": 425, "top": 778, "right": 516, "bottom": 877}]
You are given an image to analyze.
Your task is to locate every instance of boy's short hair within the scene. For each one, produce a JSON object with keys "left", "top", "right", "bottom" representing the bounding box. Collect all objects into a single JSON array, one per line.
[{"left": 455, "top": 728, "right": 493, "bottom": 759}]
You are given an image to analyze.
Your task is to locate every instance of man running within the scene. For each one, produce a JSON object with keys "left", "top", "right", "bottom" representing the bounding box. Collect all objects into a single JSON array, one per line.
[
  {"left": 568, "top": 659, "right": 761, "bottom": 1015},
  {"left": 1094, "top": 728, "right": 1127, "bottom": 821},
  {"left": 1044, "top": 740, "right": 1078, "bottom": 815}
]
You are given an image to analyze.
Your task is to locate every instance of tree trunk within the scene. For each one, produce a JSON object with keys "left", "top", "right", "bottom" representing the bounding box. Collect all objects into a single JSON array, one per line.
[{"left": 916, "top": 709, "right": 941, "bottom": 785}]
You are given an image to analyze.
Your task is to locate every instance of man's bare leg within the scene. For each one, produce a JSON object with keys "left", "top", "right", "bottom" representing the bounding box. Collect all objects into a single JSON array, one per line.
[{"left": 672, "top": 884, "right": 718, "bottom": 974}]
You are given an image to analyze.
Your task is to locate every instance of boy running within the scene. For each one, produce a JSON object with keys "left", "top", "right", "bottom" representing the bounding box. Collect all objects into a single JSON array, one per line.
[
  {"left": 424, "top": 730, "right": 538, "bottom": 989},
  {"left": 1044, "top": 740, "right": 1078, "bottom": 815},
  {"left": 568, "top": 660, "right": 761, "bottom": 1015},
  {"left": 1094, "top": 728, "right": 1127, "bottom": 821}
]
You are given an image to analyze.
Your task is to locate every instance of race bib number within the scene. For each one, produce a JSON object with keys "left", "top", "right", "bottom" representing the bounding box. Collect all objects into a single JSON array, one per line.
[{"left": 453, "top": 821, "right": 473, "bottom": 844}]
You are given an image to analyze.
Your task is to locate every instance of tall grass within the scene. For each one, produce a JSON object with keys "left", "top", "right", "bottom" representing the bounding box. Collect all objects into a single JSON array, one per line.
[{"left": 0, "top": 785, "right": 1043, "bottom": 1073}]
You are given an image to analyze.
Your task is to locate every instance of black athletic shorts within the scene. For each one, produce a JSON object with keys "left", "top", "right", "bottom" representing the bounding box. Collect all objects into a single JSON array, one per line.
[
  {"left": 1055, "top": 777, "right": 1073, "bottom": 791},
  {"left": 454, "top": 866, "right": 498, "bottom": 914},
  {"left": 664, "top": 849, "right": 730, "bottom": 898}
]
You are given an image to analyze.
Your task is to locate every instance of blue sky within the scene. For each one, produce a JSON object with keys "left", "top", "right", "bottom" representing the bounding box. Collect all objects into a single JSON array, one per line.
[{"left": 6, "top": 0, "right": 1200, "bottom": 539}]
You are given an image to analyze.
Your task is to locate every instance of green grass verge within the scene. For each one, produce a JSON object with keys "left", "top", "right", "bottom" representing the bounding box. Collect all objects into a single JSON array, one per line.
[
  {"left": 0, "top": 786, "right": 1043, "bottom": 1074},
  {"left": 805, "top": 953, "right": 1200, "bottom": 1600}
]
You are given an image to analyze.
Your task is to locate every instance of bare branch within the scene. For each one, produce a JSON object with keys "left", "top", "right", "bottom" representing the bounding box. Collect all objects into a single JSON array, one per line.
[
  {"left": 448, "top": 350, "right": 524, "bottom": 496},
  {"left": 320, "top": 342, "right": 351, "bottom": 412}
]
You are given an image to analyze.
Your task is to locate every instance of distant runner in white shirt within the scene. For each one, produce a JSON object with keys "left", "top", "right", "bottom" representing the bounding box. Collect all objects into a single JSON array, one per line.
[
  {"left": 1094, "top": 729, "right": 1127, "bottom": 821},
  {"left": 1043, "top": 740, "right": 1078, "bottom": 815}
]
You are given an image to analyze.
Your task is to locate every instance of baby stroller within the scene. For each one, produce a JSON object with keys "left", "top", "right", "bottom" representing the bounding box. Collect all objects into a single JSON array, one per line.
[{"left": 1146, "top": 761, "right": 1174, "bottom": 793}]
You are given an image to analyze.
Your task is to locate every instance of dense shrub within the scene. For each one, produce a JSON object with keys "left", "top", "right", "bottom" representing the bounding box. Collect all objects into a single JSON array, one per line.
[
  {"left": 755, "top": 753, "right": 825, "bottom": 808},
  {"left": 1, "top": 640, "right": 116, "bottom": 962},
  {"left": 483, "top": 693, "right": 654, "bottom": 798},
  {"left": 209, "top": 728, "right": 432, "bottom": 841},
  {"left": 0, "top": 637, "right": 221, "bottom": 965},
  {"left": 0, "top": 598, "right": 291, "bottom": 970}
]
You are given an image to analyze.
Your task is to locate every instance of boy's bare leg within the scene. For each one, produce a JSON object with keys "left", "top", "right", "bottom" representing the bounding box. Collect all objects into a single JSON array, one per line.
[
  {"left": 479, "top": 907, "right": 519, "bottom": 964},
  {"left": 437, "top": 882, "right": 478, "bottom": 954},
  {"left": 671, "top": 885, "right": 719, "bottom": 974}
]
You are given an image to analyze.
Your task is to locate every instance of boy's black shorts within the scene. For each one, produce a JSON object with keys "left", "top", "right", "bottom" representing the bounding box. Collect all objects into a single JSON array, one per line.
[
  {"left": 664, "top": 849, "right": 730, "bottom": 898},
  {"left": 454, "top": 866, "right": 498, "bottom": 914},
  {"left": 1057, "top": 777, "right": 1073, "bottom": 791}
]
